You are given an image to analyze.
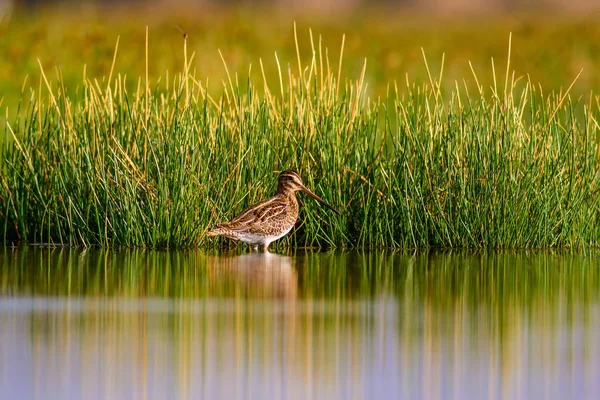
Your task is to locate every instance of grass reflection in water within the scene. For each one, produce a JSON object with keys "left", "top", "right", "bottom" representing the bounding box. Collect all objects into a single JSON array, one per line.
[{"left": 0, "top": 247, "right": 599, "bottom": 399}]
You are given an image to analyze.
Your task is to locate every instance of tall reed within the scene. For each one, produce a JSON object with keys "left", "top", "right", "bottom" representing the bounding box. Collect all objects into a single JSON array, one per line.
[{"left": 2, "top": 30, "right": 599, "bottom": 249}]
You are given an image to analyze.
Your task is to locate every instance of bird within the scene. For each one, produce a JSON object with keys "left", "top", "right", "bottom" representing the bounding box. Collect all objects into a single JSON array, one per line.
[{"left": 207, "top": 170, "right": 341, "bottom": 252}]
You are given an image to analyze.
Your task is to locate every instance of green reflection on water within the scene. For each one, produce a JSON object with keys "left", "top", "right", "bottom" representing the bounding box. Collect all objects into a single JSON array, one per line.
[
  {"left": 1, "top": 247, "right": 599, "bottom": 302},
  {"left": 1, "top": 247, "right": 599, "bottom": 399}
]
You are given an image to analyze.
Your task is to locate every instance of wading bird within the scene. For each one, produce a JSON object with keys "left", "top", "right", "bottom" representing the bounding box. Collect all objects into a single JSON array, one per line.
[{"left": 207, "top": 170, "right": 341, "bottom": 252}]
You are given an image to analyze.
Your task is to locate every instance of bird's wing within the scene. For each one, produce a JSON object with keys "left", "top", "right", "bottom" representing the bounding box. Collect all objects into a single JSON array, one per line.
[{"left": 218, "top": 197, "right": 289, "bottom": 233}]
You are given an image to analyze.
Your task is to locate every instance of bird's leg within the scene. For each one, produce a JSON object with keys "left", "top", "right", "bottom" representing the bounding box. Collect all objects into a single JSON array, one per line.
[
  {"left": 251, "top": 244, "right": 259, "bottom": 252},
  {"left": 262, "top": 244, "right": 269, "bottom": 252}
]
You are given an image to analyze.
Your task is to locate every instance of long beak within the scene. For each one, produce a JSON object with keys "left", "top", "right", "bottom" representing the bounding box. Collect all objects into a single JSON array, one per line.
[{"left": 300, "top": 185, "right": 342, "bottom": 215}]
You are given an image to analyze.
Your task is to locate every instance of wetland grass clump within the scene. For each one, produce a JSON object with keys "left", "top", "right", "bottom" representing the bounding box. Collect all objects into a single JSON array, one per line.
[{"left": 1, "top": 32, "right": 600, "bottom": 249}]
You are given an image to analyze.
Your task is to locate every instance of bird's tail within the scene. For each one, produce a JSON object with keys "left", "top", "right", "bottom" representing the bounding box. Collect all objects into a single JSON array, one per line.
[
  {"left": 206, "top": 225, "right": 227, "bottom": 237},
  {"left": 206, "top": 228, "right": 221, "bottom": 236}
]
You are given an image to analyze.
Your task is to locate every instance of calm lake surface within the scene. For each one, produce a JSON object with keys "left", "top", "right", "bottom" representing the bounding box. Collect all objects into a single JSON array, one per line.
[{"left": 1, "top": 247, "right": 599, "bottom": 400}]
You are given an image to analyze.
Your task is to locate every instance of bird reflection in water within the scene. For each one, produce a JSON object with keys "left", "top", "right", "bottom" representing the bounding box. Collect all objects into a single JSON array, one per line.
[{"left": 205, "top": 252, "right": 297, "bottom": 299}]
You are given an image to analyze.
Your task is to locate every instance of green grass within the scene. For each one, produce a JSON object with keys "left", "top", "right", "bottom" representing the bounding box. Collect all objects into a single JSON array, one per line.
[{"left": 1, "top": 12, "right": 600, "bottom": 249}]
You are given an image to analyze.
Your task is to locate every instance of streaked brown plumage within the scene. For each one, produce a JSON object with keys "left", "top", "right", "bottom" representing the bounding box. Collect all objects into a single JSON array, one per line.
[{"left": 207, "top": 170, "right": 341, "bottom": 252}]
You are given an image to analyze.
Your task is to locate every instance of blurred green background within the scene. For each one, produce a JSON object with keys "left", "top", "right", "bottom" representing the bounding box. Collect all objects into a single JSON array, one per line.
[{"left": 1, "top": 0, "right": 600, "bottom": 118}]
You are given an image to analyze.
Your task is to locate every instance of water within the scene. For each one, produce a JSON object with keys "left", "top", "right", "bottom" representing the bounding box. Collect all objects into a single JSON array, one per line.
[{"left": 1, "top": 247, "right": 599, "bottom": 400}]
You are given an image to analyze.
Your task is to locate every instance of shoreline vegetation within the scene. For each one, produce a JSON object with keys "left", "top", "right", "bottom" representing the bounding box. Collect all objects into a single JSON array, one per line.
[{"left": 1, "top": 20, "right": 600, "bottom": 249}]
